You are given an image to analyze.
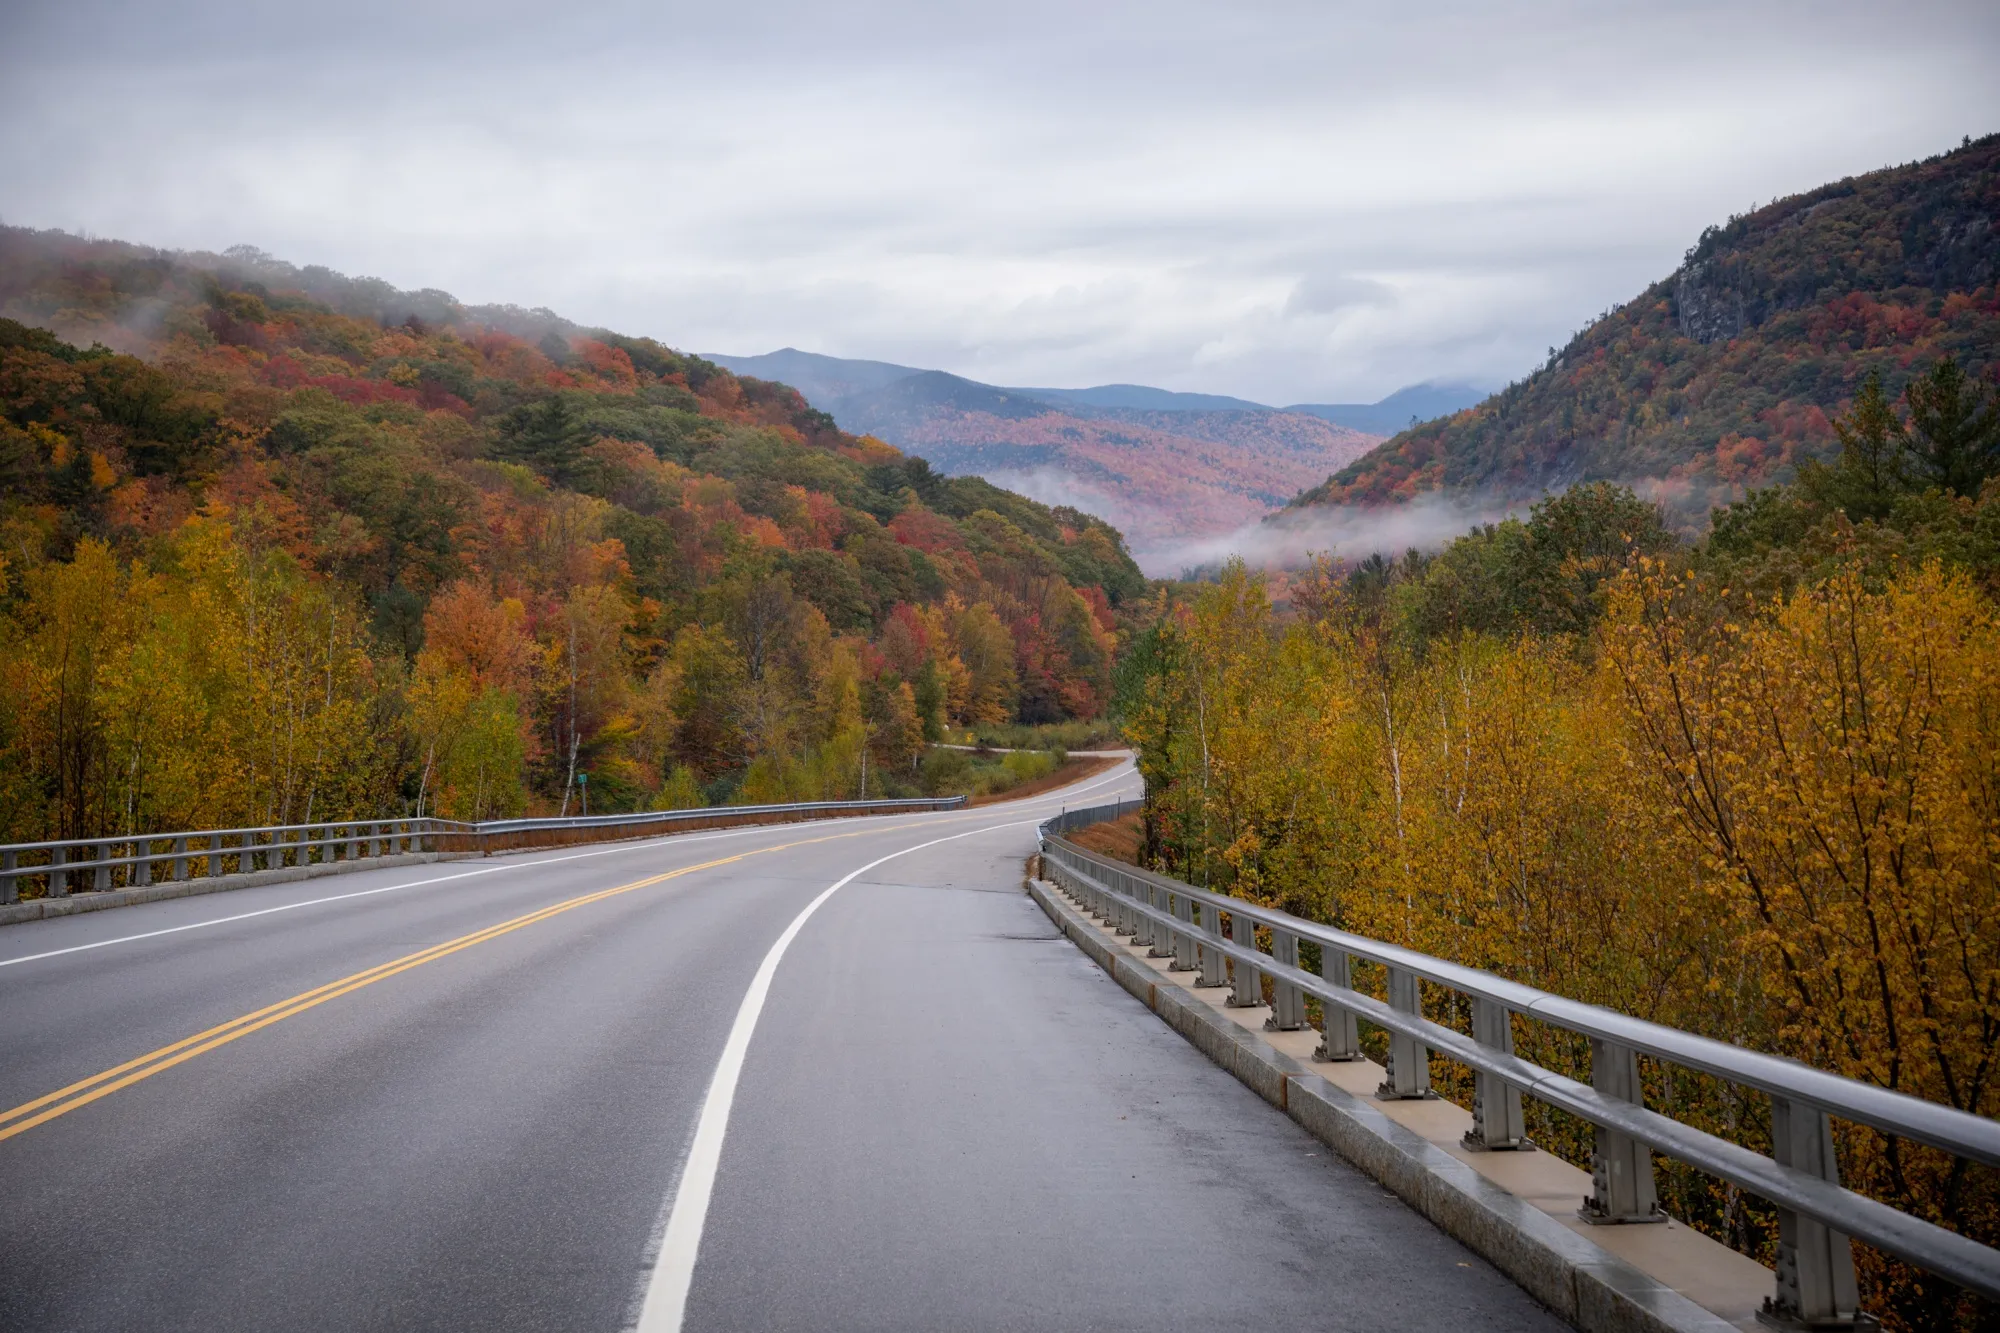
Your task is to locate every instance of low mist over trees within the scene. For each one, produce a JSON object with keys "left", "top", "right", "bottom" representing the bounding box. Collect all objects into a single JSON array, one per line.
[{"left": 0, "top": 231, "right": 1144, "bottom": 838}]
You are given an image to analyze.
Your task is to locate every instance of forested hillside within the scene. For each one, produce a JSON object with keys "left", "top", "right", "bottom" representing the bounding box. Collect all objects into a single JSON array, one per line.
[
  {"left": 1120, "top": 341, "right": 2000, "bottom": 1326},
  {"left": 0, "top": 227, "right": 1144, "bottom": 846},
  {"left": 1294, "top": 133, "right": 1999, "bottom": 521}
]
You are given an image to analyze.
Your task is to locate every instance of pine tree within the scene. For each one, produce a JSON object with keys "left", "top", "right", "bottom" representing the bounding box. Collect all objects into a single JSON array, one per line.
[
  {"left": 1904, "top": 355, "right": 2000, "bottom": 497},
  {"left": 1800, "top": 372, "right": 1910, "bottom": 521}
]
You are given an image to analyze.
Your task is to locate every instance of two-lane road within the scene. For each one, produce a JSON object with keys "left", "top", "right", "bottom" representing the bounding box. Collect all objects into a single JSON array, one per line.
[{"left": 0, "top": 765, "right": 1559, "bottom": 1331}]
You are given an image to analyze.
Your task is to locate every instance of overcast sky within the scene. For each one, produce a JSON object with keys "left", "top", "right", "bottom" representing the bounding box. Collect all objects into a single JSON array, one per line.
[{"left": 3, "top": 1, "right": 1995, "bottom": 404}]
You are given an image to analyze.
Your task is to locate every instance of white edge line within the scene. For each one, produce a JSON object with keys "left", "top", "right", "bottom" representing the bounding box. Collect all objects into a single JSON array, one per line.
[
  {"left": 628, "top": 812, "right": 1057, "bottom": 1333},
  {"left": 0, "top": 765, "right": 1137, "bottom": 972},
  {"left": 628, "top": 764, "right": 1137, "bottom": 1330},
  {"left": 626, "top": 763, "right": 1137, "bottom": 1328}
]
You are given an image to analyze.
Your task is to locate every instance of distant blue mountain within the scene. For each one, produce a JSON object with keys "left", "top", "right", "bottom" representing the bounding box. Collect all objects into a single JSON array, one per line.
[
  {"left": 1284, "top": 382, "right": 1488, "bottom": 435},
  {"left": 702, "top": 348, "right": 921, "bottom": 407},
  {"left": 703, "top": 348, "right": 1486, "bottom": 439},
  {"left": 1016, "top": 383, "right": 1271, "bottom": 413},
  {"left": 835, "top": 370, "right": 1053, "bottom": 428}
]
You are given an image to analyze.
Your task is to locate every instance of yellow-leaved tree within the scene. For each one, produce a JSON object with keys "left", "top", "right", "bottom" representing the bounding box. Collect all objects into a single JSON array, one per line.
[{"left": 1605, "top": 559, "right": 2000, "bottom": 1321}]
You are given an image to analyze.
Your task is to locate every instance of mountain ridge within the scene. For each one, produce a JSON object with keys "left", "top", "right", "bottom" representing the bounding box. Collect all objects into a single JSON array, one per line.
[
  {"left": 702, "top": 346, "right": 1486, "bottom": 434},
  {"left": 1291, "top": 132, "right": 2000, "bottom": 522}
]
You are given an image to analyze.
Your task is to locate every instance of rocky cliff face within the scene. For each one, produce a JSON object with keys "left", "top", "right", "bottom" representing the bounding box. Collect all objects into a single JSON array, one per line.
[{"left": 1674, "top": 261, "right": 1749, "bottom": 344}]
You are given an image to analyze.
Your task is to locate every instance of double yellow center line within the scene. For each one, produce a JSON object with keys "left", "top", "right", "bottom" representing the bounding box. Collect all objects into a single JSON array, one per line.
[{"left": 0, "top": 827, "right": 859, "bottom": 1144}]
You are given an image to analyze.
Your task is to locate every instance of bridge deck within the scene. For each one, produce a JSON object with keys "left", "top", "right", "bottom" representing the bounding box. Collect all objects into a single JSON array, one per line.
[{"left": 0, "top": 766, "right": 1556, "bottom": 1331}]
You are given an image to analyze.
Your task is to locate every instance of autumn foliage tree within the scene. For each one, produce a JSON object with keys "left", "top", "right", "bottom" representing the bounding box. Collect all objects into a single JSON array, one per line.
[
  {"left": 0, "top": 228, "right": 1142, "bottom": 844},
  {"left": 1124, "top": 405, "right": 2000, "bottom": 1325}
]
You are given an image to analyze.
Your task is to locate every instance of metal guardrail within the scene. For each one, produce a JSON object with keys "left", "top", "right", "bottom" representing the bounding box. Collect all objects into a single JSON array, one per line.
[
  {"left": 1040, "top": 801, "right": 2000, "bottom": 1327},
  {"left": 468, "top": 797, "right": 964, "bottom": 837},
  {"left": 0, "top": 796, "right": 968, "bottom": 905},
  {"left": 1043, "top": 798, "right": 1142, "bottom": 837}
]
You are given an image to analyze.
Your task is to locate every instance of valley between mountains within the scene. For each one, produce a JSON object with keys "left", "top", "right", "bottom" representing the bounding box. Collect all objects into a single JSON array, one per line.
[{"left": 704, "top": 349, "right": 1485, "bottom": 573}]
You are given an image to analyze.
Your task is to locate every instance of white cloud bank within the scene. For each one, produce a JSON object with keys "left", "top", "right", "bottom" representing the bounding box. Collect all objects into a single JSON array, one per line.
[{"left": 1167, "top": 498, "right": 1522, "bottom": 578}]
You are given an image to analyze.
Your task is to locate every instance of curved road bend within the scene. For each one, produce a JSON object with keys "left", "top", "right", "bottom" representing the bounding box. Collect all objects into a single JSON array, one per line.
[{"left": 0, "top": 763, "right": 1558, "bottom": 1332}]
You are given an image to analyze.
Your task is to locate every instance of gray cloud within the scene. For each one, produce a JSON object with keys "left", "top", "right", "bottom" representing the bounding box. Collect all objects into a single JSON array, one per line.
[
  {"left": 1285, "top": 273, "right": 1396, "bottom": 318},
  {"left": 2, "top": 1, "right": 1996, "bottom": 403}
]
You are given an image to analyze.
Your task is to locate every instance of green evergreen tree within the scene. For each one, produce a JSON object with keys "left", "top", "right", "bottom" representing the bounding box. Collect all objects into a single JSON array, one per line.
[
  {"left": 1799, "top": 372, "right": 1911, "bottom": 522},
  {"left": 496, "top": 394, "right": 593, "bottom": 486},
  {"left": 1905, "top": 356, "right": 2000, "bottom": 497}
]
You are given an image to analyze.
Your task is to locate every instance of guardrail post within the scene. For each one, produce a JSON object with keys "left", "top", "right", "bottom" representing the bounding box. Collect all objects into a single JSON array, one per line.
[
  {"left": 1227, "top": 906, "right": 1261, "bottom": 1008},
  {"left": 1267, "top": 929, "right": 1306, "bottom": 1031},
  {"left": 49, "top": 844, "right": 68, "bottom": 898},
  {"left": 1130, "top": 874, "right": 1155, "bottom": 949},
  {"left": 1171, "top": 893, "right": 1198, "bottom": 972},
  {"left": 1070, "top": 860, "right": 1095, "bottom": 916},
  {"left": 133, "top": 838, "right": 152, "bottom": 887},
  {"left": 1377, "top": 966, "right": 1434, "bottom": 1099},
  {"left": 1, "top": 849, "right": 15, "bottom": 904},
  {"left": 1464, "top": 998, "right": 1529, "bottom": 1150},
  {"left": 94, "top": 841, "right": 112, "bottom": 891},
  {"left": 1762, "top": 1098, "right": 1865, "bottom": 1329},
  {"left": 1152, "top": 880, "right": 1176, "bottom": 956},
  {"left": 173, "top": 836, "right": 189, "bottom": 881},
  {"left": 1580, "top": 1039, "right": 1664, "bottom": 1224},
  {"left": 1112, "top": 868, "right": 1136, "bottom": 936},
  {"left": 1196, "top": 902, "right": 1229, "bottom": 987},
  {"left": 1316, "top": 947, "right": 1362, "bottom": 1060}
]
